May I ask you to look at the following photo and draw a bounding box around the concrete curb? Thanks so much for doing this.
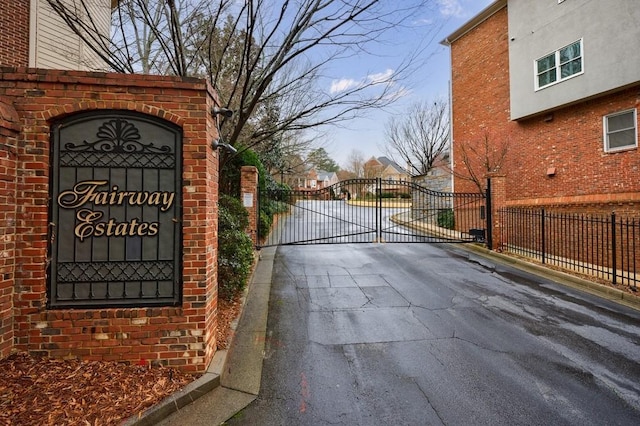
[460,242,640,311]
[121,351,225,426]
[122,246,276,426]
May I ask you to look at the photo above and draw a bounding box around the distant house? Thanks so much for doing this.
[364,156,409,181]
[294,167,340,191]
[441,0,640,216]
[0,0,112,70]
[317,170,339,189]
[295,166,319,190]
[364,156,411,194]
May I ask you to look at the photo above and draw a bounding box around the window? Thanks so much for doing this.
[535,40,583,90]
[604,109,637,152]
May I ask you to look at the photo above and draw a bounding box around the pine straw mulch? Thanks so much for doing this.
[0,294,243,426]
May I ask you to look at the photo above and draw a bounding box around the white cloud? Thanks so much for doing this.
[328,68,412,106]
[330,69,395,94]
[367,69,394,85]
[330,78,359,94]
[437,0,464,17]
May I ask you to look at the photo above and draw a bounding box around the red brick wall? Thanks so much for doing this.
[0,67,219,373]
[507,88,640,214]
[450,7,640,218]
[450,7,514,195]
[0,0,30,67]
[0,99,19,358]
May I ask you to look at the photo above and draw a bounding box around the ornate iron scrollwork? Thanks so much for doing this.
[64,119,171,154]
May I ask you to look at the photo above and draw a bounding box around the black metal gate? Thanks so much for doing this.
[258,178,487,247]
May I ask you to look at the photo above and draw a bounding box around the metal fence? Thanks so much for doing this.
[500,208,638,291]
[258,179,486,247]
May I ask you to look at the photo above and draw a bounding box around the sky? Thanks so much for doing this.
[319,0,496,168]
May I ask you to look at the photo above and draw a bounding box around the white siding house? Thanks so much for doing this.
[29,0,112,71]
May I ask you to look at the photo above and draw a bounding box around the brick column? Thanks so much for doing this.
[0,99,19,358]
[240,166,259,246]
[486,173,506,251]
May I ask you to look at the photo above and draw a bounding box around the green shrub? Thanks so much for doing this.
[218,195,254,301]
[258,185,290,240]
[219,148,270,196]
[437,208,455,230]
[259,210,273,240]
[220,194,249,230]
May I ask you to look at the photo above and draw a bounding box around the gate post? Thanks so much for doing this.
[240,166,259,246]
[486,173,506,251]
[376,177,382,242]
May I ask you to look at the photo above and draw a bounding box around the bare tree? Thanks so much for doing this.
[261,129,316,179]
[343,149,366,178]
[46,0,438,159]
[453,130,510,194]
[384,98,449,176]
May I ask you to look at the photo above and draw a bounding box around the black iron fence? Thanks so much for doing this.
[258,179,486,247]
[500,208,638,291]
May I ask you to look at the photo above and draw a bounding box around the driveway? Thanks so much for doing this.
[226,243,640,425]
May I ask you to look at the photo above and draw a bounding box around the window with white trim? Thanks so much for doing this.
[535,40,583,90]
[603,109,637,152]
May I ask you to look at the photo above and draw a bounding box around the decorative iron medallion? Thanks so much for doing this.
[48,111,182,308]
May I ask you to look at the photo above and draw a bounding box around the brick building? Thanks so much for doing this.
[442,0,640,216]
[364,156,411,195]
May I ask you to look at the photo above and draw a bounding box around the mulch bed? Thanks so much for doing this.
[0,293,244,425]
[0,353,194,425]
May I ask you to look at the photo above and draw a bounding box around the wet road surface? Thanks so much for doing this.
[226,243,640,425]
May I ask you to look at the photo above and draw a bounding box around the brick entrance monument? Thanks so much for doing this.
[0,67,220,373]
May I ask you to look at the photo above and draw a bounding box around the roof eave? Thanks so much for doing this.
[440,0,507,46]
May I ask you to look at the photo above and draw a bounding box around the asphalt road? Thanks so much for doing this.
[225,243,640,425]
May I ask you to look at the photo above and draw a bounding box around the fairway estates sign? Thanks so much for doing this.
[48,111,182,308]
[57,179,175,241]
